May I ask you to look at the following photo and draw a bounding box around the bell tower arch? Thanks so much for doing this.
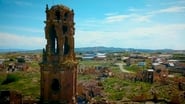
[40,4,77,104]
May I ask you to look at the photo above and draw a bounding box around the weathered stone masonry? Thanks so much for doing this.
[40,4,77,104]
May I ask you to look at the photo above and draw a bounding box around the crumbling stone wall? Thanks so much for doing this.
[40,4,77,104]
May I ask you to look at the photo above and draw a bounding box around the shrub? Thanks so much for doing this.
[1,74,19,85]
[17,58,25,63]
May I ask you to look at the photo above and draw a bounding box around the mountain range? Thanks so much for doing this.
[0,47,183,53]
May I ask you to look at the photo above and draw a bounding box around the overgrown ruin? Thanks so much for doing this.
[0,3,185,104]
[40,4,77,104]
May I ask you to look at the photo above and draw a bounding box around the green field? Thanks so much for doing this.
[0,60,184,103]
[0,71,40,99]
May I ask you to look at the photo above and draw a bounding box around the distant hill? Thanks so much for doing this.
[75,47,124,53]
[0,49,27,53]
[0,47,184,54]
[0,49,42,53]
[75,47,176,53]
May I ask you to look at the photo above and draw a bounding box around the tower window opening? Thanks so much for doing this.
[64,12,68,21]
[62,26,68,34]
[64,37,70,55]
[49,25,57,54]
[55,38,58,54]
[55,10,60,20]
[51,79,60,92]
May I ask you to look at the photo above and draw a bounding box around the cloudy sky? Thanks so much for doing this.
[0,0,185,50]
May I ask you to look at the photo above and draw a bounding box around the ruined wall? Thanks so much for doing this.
[40,4,77,104]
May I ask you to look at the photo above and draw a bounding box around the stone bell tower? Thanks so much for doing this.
[40,4,77,104]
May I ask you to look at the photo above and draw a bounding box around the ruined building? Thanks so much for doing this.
[40,4,77,104]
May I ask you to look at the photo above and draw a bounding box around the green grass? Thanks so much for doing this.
[78,74,95,81]
[0,59,184,103]
[0,72,40,99]
[110,66,120,73]
[1,74,20,85]
[102,77,127,100]
[79,60,111,67]
[125,64,143,72]
[29,61,39,67]
[0,72,7,84]
[102,77,152,101]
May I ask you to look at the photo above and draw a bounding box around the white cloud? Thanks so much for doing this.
[76,5,185,49]
[128,24,185,35]
[75,30,114,47]
[159,0,185,6]
[75,24,185,50]
[126,6,185,23]
[127,24,185,49]
[2,0,32,6]
[105,14,130,23]
[0,32,45,49]
[14,1,32,6]
[0,26,44,36]
[102,6,185,24]
[13,27,43,33]
[128,8,143,12]
[149,6,185,14]
[103,13,152,23]
[131,15,151,23]
[104,12,119,16]
[1,24,184,50]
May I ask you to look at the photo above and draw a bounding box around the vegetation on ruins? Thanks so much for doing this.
[0,71,40,100]
[172,53,185,60]
[0,52,185,103]
[1,73,20,85]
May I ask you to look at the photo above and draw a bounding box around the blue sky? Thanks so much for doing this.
[0,0,185,50]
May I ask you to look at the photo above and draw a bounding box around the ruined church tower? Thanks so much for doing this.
[40,4,77,104]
